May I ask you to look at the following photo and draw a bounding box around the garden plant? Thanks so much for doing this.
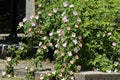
[3,0,120,80]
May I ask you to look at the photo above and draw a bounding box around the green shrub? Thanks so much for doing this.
[18,0,120,79]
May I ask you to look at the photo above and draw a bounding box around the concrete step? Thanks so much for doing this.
[75,71,120,80]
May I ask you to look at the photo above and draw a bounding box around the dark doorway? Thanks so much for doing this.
[0,0,11,33]
[9,0,26,38]
[0,0,26,37]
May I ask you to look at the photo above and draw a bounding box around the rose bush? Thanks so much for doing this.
[17,0,120,79]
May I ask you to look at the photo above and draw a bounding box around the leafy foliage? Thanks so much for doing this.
[17,0,120,79]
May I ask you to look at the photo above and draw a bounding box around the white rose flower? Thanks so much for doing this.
[72,33,76,37]
[53,8,57,13]
[73,11,78,16]
[63,2,68,7]
[30,68,34,71]
[6,57,11,62]
[77,18,82,22]
[106,70,111,73]
[35,16,39,19]
[61,12,66,16]
[114,69,118,73]
[23,17,27,22]
[52,71,56,75]
[68,51,72,56]
[31,22,36,26]
[38,11,42,14]
[30,15,34,19]
[38,4,42,7]
[19,22,23,27]
[55,44,58,48]
[25,66,28,70]
[114,61,119,66]
[74,48,78,53]
[73,39,78,45]
[43,36,47,40]
[49,32,53,36]
[62,43,67,47]
[2,71,6,76]
[48,13,52,16]
[69,4,74,8]
[7,74,11,78]
[39,42,42,46]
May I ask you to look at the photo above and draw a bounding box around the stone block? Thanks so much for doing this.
[26,0,35,19]
[74,71,120,80]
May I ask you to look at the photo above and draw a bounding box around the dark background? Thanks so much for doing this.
[0,0,26,33]
[0,0,11,33]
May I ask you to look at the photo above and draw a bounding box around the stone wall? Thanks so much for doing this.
[74,72,120,80]
[26,0,35,19]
